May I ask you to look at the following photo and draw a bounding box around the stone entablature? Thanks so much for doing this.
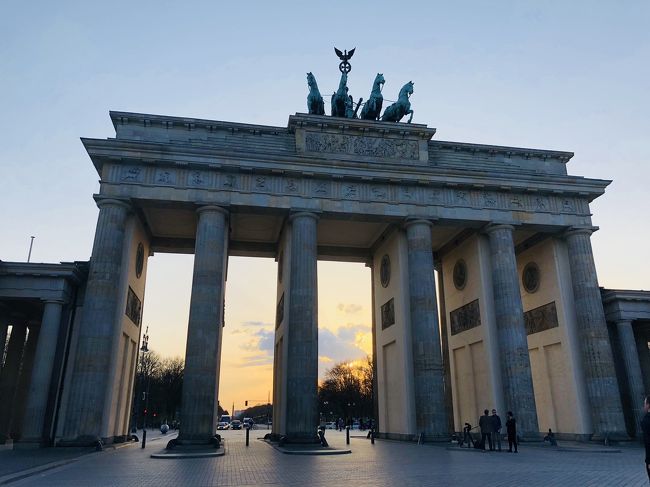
[109,111,577,178]
[83,112,610,230]
[602,289,650,322]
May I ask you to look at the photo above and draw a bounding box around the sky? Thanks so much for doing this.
[1,1,649,415]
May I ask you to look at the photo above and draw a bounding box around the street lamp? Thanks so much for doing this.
[136,326,149,448]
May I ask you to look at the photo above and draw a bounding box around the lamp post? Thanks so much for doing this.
[139,327,149,448]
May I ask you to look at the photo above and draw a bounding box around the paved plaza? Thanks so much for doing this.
[1,429,648,486]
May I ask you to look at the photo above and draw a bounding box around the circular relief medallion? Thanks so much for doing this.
[522,262,540,293]
[135,243,144,279]
[380,255,391,288]
[453,259,467,290]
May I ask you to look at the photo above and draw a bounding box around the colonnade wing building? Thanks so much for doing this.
[1,111,649,446]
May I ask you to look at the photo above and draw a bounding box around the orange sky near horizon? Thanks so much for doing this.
[141,255,373,415]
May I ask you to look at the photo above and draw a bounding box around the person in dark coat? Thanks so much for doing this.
[641,395,650,482]
[479,409,493,451]
[491,409,502,451]
[506,411,517,453]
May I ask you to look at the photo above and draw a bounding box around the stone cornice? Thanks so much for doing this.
[82,138,610,199]
[0,261,88,284]
[601,289,650,304]
[288,113,436,140]
[110,110,285,137]
[431,140,573,163]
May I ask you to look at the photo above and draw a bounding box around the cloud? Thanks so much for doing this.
[336,323,369,343]
[234,352,273,368]
[336,303,363,315]
[239,329,274,353]
[241,320,273,329]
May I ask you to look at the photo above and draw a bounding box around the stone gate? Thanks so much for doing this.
[3,110,647,446]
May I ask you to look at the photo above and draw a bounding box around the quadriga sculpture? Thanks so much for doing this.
[381,81,414,123]
[360,73,385,121]
[306,72,325,116]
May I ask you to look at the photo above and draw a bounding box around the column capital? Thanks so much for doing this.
[93,196,132,212]
[403,217,436,230]
[482,223,516,235]
[196,205,229,217]
[288,211,320,223]
[563,226,599,239]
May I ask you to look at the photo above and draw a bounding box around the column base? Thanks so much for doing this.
[171,435,222,449]
[590,431,630,443]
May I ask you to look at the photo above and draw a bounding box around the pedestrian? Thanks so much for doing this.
[641,395,650,483]
[479,409,493,451]
[491,409,502,451]
[543,428,557,446]
[462,422,475,448]
[506,411,517,453]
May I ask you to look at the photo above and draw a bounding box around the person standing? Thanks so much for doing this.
[641,395,650,482]
[479,409,493,451]
[506,411,517,453]
[491,409,502,451]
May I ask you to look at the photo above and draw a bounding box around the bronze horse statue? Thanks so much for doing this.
[381,81,414,123]
[331,72,348,117]
[360,73,385,121]
[306,72,325,115]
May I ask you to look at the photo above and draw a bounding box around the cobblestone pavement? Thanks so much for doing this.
[5,430,649,486]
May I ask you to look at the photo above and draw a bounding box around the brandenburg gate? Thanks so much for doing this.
[41,102,627,446]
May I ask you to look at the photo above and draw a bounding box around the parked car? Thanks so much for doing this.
[325,422,336,429]
[217,415,231,430]
[243,417,255,429]
[230,420,242,430]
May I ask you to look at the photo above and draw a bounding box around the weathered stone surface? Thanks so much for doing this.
[178,206,229,443]
[285,212,319,440]
[405,219,448,438]
[62,198,130,441]
[21,300,64,443]
[564,228,627,438]
[485,224,538,436]
[0,324,27,442]
[616,320,645,437]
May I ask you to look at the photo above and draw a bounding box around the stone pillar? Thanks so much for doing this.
[62,198,131,442]
[21,300,65,443]
[285,212,319,441]
[404,219,448,438]
[0,323,27,442]
[564,228,627,438]
[485,224,538,436]
[11,322,40,440]
[178,206,229,443]
[0,313,8,364]
[616,320,645,437]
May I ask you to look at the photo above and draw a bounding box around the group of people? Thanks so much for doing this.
[461,409,518,453]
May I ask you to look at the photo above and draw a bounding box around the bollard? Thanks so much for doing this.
[246,426,250,446]
[346,426,350,445]
[141,429,147,449]
[371,429,375,444]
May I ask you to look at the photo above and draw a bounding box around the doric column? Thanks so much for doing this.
[0,323,27,442]
[485,224,538,436]
[617,320,645,437]
[285,211,319,441]
[405,219,448,438]
[21,300,65,443]
[11,322,40,440]
[178,206,229,443]
[564,228,627,437]
[63,198,131,442]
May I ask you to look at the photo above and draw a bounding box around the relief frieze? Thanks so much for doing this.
[524,301,559,335]
[107,164,589,220]
[450,299,481,336]
[305,132,419,160]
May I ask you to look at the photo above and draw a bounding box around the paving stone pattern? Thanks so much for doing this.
[5,430,650,486]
